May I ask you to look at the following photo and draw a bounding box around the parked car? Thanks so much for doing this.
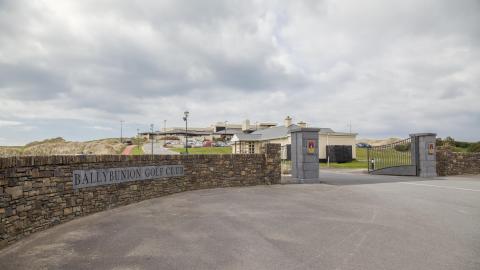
[214,141,227,147]
[203,140,213,147]
[356,143,372,148]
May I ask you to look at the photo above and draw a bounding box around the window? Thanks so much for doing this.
[248,142,255,154]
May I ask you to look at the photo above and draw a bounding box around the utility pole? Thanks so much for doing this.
[183,111,189,154]
[327,132,330,167]
[136,128,140,151]
[163,119,167,147]
[150,124,154,156]
[120,120,124,143]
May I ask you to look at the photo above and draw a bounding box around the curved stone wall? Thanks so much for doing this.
[0,144,281,249]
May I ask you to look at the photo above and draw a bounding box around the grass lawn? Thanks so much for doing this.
[170,147,232,155]
[356,147,368,161]
[320,160,367,169]
[131,146,144,155]
[318,147,368,169]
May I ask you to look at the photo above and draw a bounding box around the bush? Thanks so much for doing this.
[454,141,471,148]
[444,136,456,147]
[394,143,410,152]
[436,138,444,147]
[468,143,480,153]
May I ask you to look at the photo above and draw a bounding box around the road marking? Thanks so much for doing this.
[400,182,480,192]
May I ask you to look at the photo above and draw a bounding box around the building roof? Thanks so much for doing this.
[233,125,356,142]
[318,128,335,133]
[140,129,211,136]
[231,133,263,142]
[212,128,244,135]
[250,124,299,140]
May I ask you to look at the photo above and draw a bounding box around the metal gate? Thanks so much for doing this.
[367,137,417,176]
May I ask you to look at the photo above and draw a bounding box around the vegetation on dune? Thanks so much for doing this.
[0,137,127,156]
[170,147,232,155]
[436,136,479,153]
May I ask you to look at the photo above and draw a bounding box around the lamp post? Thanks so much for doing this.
[183,111,189,154]
[224,120,228,143]
[163,119,167,147]
[150,124,154,156]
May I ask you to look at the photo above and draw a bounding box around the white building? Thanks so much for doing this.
[231,116,357,160]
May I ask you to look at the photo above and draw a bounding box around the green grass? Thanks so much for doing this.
[320,160,367,169]
[356,147,368,161]
[170,147,232,155]
[318,147,368,169]
[453,146,468,153]
[131,146,144,155]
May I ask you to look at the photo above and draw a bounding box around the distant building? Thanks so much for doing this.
[231,116,358,160]
[139,120,278,143]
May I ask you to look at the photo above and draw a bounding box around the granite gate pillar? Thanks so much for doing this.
[410,133,437,177]
[289,127,321,183]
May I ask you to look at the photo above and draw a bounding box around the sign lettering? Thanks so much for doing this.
[72,165,184,189]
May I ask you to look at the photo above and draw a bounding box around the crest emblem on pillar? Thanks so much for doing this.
[307,140,316,154]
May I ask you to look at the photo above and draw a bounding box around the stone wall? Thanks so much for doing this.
[0,144,281,249]
[436,149,480,176]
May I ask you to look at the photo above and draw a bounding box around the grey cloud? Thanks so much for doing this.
[0,0,479,144]
[0,63,69,100]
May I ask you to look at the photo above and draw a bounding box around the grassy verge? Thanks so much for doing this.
[170,147,232,155]
[131,146,144,155]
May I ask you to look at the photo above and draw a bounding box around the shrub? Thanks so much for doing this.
[468,143,480,153]
[394,143,410,152]
[436,138,444,147]
[454,141,471,148]
[444,136,456,147]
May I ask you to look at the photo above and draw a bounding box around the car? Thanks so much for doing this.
[203,140,214,147]
[214,141,227,147]
[356,143,372,148]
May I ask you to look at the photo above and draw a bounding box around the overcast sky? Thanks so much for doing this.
[0,0,479,145]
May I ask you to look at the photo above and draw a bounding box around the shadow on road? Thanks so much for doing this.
[282,169,440,186]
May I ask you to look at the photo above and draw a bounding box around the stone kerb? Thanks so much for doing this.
[0,145,281,249]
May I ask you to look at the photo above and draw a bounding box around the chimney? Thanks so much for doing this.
[298,121,307,128]
[242,119,250,131]
[284,116,292,127]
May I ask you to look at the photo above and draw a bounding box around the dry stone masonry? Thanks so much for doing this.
[0,144,281,249]
[436,149,480,176]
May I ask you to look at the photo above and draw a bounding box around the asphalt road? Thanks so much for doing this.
[1,171,479,270]
[142,142,179,155]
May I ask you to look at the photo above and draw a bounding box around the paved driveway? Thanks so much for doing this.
[1,172,479,270]
[142,142,179,155]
